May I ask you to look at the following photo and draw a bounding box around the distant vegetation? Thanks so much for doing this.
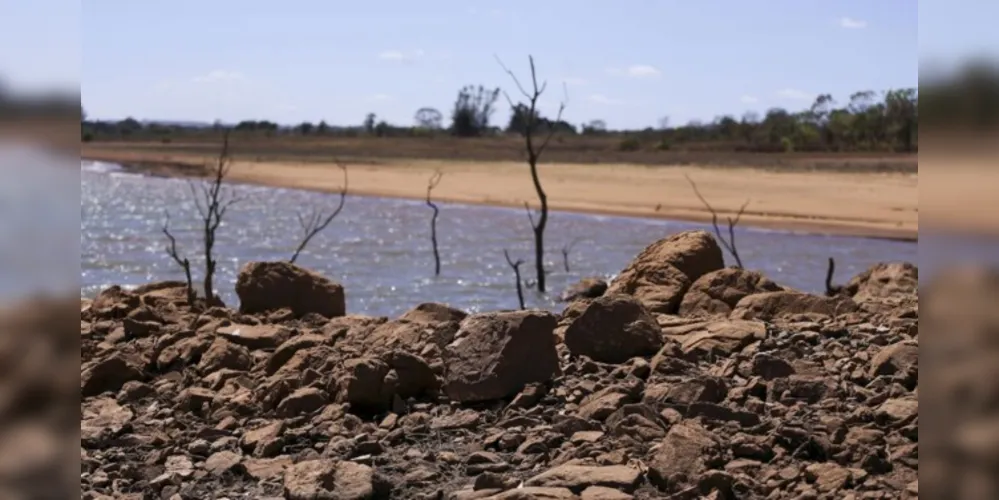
[81,60,999,154]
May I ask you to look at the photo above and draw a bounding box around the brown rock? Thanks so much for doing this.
[387,350,439,398]
[236,261,346,318]
[444,310,559,403]
[216,323,293,350]
[283,459,390,500]
[561,277,609,302]
[578,385,639,421]
[81,354,144,397]
[342,357,393,412]
[730,291,859,321]
[487,487,578,499]
[647,421,721,492]
[804,462,853,493]
[244,456,293,481]
[606,230,724,314]
[197,338,252,374]
[842,262,918,303]
[678,267,783,317]
[869,340,918,388]
[267,334,328,375]
[751,353,796,380]
[526,464,642,493]
[581,486,633,499]
[399,302,468,324]
[277,387,328,417]
[240,420,284,456]
[563,294,664,364]
[204,451,243,476]
[662,320,767,359]
[81,397,133,445]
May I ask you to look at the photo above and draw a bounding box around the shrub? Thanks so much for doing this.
[618,137,641,151]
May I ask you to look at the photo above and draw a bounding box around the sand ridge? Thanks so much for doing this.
[82,151,919,241]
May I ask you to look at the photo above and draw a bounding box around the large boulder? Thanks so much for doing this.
[443,310,559,403]
[678,268,783,317]
[730,291,859,321]
[235,261,346,318]
[606,230,724,314]
[842,262,918,300]
[841,262,919,313]
[661,319,767,360]
[560,277,609,303]
[563,294,664,363]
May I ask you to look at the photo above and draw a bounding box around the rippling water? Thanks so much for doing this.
[81,160,920,317]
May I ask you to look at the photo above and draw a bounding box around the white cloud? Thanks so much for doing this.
[607,65,661,78]
[587,94,623,105]
[368,93,392,101]
[378,49,426,62]
[740,95,760,104]
[838,17,867,29]
[378,50,406,61]
[563,77,587,86]
[626,65,660,78]
[191,70,244,83]
[775,88,813,101]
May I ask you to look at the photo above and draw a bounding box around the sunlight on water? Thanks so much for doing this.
[81,163,919,317]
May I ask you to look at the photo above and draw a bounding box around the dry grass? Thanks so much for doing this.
[83,134,918,173]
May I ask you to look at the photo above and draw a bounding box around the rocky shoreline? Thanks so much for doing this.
[80,230,919,499]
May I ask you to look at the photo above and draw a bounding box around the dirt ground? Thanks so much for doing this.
[81,145,920,241]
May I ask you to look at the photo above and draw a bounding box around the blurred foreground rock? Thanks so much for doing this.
[80,233,924,499]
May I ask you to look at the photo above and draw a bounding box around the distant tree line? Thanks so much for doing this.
[81,60,999,153]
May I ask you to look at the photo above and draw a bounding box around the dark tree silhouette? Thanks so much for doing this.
[503,250,527,310]
[496,54,568,293]
[161,212,195,305]
[426,170,444,276]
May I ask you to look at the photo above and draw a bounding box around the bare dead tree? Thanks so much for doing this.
[289,161,349,264]
[186,130,241,303]
[684,174,748,268]
[426,170,444,276]
[161,212,196,305]
[496,54,568,293]
[561,237,582,272]
[825,257,843,296]
[503,249,526,310]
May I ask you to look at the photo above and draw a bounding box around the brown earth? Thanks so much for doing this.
[81,141,919,241]
[79,230,923,499]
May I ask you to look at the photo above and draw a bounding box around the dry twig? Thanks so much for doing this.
[503,250,527,310]
[684,174,748,268]
[161,211,195,305]
[427,170,444,276]
[289,160,349,263]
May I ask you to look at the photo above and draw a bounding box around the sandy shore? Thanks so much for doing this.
[82,150,919,241]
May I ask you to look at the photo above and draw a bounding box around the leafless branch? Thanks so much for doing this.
[503,249,527,310]
[561,237,582,272]
[684,174,748,269]
[523,201,538,229]
[825,257,843,296]
[495,54,568,293]
[427,170,444,276]
[161,212,196,305]
[289,160,349,264]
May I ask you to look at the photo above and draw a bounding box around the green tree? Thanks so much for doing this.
[450,85,500,137]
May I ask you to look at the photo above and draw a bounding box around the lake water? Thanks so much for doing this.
[81,160,924,317]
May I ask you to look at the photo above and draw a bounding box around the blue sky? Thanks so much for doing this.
[7,1,936,129]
